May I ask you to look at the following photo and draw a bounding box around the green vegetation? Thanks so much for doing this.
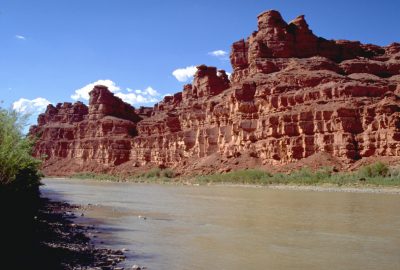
[70,162,400,187]
[197,164,400,186]
[72,172,122,181]
[358,162,389,178]
[0,107,43,262]
[142,168,175,178]
[0,108,42,194]
[71,167,176,183]
[197,169,272,184]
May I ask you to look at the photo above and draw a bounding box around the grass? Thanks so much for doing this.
[71,172,122,181]
[197,163,400,187]
[71,168,176,183]
[142,168,176,179]
[69,162,400,188]
[197,169,272,184]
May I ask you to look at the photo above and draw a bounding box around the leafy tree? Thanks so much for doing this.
[0,107,42,193]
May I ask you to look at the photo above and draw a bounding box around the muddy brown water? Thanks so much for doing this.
[41,179,400,270]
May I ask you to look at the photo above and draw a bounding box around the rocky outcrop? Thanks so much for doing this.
[30,86,143,174]
[31,10,400,175]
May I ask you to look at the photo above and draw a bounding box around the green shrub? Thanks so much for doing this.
[144,168,161,178]
[71,172,122,181]
[388,166,400,178]
[161,168,175,178]
[197,169,271,184]
[142,168,176,179]
[0,108,42,193]
[358,162,389,178]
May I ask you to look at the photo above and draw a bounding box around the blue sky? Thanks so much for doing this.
[1,0,399,124]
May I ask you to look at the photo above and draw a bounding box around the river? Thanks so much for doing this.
[41,178,400,270]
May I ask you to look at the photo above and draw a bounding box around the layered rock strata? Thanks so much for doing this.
[30,86,142,172]
[31,10,400,175]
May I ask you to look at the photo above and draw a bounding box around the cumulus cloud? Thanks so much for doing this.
[133,86,159,97]
[116,92,159,104]
[71,79,120,100]
[12,97,51,114]
[208,50,228,57]
[73,80,163,106]
[15,35,26,40]
[115,86,161,104]
[172,66,197,82]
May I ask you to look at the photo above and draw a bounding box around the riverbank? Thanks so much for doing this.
[61,163,400,194]
[225,183,400,194]
[48,176,400,195]
[2,196,126,269]
[64,162,400,189]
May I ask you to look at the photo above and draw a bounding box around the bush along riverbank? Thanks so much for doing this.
[197,162,400,186]
[69,162,400,187]
[0,108,42,267]
[0,107,125,269]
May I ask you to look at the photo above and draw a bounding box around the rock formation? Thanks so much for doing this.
[29,86,143,173]
[30,10,400,175]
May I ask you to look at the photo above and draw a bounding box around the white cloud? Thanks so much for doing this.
[115,91,159,104]
[133,86,159,97]
[15,35,26,40]
[172,66,197,82]
[71,79,120,100]
[117,86,161,104]
[12,97,51,114]
[72,80,162,106]
[116,86,160,105]
[208,50,228,57]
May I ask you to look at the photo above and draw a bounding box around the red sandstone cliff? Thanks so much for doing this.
[30,10,400,175]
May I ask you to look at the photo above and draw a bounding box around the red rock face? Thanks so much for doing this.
[31,10,400,175]
[30,86,143,175]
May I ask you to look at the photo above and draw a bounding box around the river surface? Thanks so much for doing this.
[41,178,400,270]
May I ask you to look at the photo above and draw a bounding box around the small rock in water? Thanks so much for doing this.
[81,213,85,216]
[121,248,129,252]
[131,265,141,270]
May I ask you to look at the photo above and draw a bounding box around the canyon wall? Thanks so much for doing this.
[31,10,400,175]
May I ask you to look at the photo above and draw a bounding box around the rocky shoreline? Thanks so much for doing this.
[21,197,127,270]
[43,199,127,270]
